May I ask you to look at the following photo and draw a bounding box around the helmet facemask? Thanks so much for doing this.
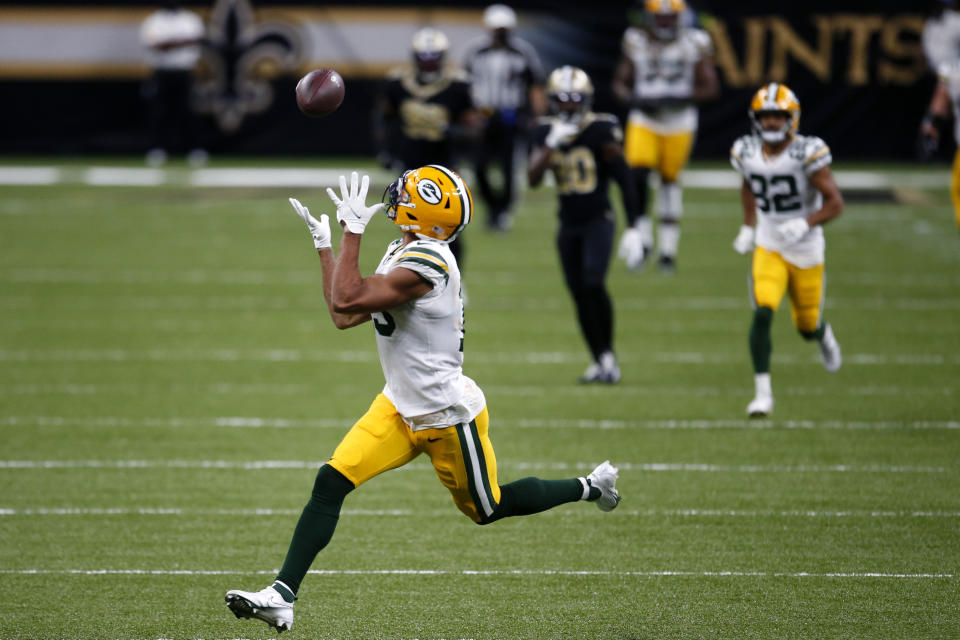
[750,110,794,144]
[549,91,591,124]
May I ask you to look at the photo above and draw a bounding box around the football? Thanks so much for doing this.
[295,68,345,117]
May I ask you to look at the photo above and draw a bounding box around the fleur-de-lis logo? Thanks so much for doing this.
[194,0,303,133]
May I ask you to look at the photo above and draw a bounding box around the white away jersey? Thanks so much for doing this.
[730,134,833,268]
[937,61,960,145]
[372,237,484,427]
[622,26,712,133]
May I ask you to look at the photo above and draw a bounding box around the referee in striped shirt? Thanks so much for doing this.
[463,4,547,231]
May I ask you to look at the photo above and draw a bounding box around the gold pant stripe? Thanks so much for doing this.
[624,123,695,181]
[750,246,825,333]
[328,393,500,523]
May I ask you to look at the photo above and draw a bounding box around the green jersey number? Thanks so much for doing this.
[748,174,802,214]
[372,311,396,337]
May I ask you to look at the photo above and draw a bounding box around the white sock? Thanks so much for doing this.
[658,223,680,258]
[754,373,772,398]
[638,216,654,247]
[658,181,683,218]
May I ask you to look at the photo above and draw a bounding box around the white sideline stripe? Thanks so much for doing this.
[0,460,950,473]
[190,168,370,188]
[85,167,165,186]
[0,166,60,185]
[0,166,949,189]
[0,568,953,579]
[2,507,957,518]
[4,416,958,431]
[2,348,959,365]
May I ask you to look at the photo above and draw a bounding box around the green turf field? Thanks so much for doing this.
[1,160,958,639]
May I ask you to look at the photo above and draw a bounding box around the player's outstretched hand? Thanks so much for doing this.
[777,218,809,245]
[289,197,331,249]
[326,171,386,235]
[732,224,754,254]
[545,121,579,149]
[618,227,645,271]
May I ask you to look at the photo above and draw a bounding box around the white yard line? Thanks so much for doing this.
[3,416,958,431]
[1,348,958,365]
[1,507,956,518]
[0,460,950,472]
[0,568,953,579]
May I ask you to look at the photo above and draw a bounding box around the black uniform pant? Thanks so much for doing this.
[557,215,615,361]
[143,69,195,153]
[474,116,520,226]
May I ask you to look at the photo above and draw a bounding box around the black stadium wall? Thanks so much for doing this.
[0,0,946,160]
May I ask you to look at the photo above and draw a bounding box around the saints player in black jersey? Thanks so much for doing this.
[528,66,642,383]
[374,27,479,266]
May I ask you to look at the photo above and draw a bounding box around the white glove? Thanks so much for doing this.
[289,197,331,249]
[617,227,645,271]
[325,171,386,235]
[778,217,810,245]
[732,224,754,254]
[544,121,579,149]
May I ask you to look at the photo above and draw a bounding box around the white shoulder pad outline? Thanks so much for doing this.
[686,28,714,58]
[801,135,832,175]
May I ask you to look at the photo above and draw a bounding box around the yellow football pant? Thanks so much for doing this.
[750,246,825,333]
[328,393,501,523]
[624,123,695,182]
[951,149,960,230]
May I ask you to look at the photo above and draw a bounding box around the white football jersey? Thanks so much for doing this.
[372,237,484,428]
[937,61,960,145]
[730,133,833,268]
[622,26,712,133]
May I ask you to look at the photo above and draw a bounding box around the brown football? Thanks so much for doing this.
[295,68,345,117]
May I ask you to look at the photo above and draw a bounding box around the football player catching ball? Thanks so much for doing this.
[223,167,621,632]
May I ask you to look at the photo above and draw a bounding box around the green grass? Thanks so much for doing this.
[0,161,958,640]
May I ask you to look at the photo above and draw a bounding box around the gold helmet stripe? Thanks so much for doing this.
[426,163,470,238]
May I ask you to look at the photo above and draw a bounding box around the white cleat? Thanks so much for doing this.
[746,394,774,418]
[587,460,621,512]
[819,324,842,372]
[225,584,294,633]
[579,352,621,384]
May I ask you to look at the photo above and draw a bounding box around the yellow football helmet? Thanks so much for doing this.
[384,164,473,242]
[644,0,687,40]
[749,83,801,144]
[546,65,594,123]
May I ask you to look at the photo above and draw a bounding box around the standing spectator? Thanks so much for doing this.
[373,28,479,267]
[140,1,207,166]
[463,4,547,231]
[612,0,718,272]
